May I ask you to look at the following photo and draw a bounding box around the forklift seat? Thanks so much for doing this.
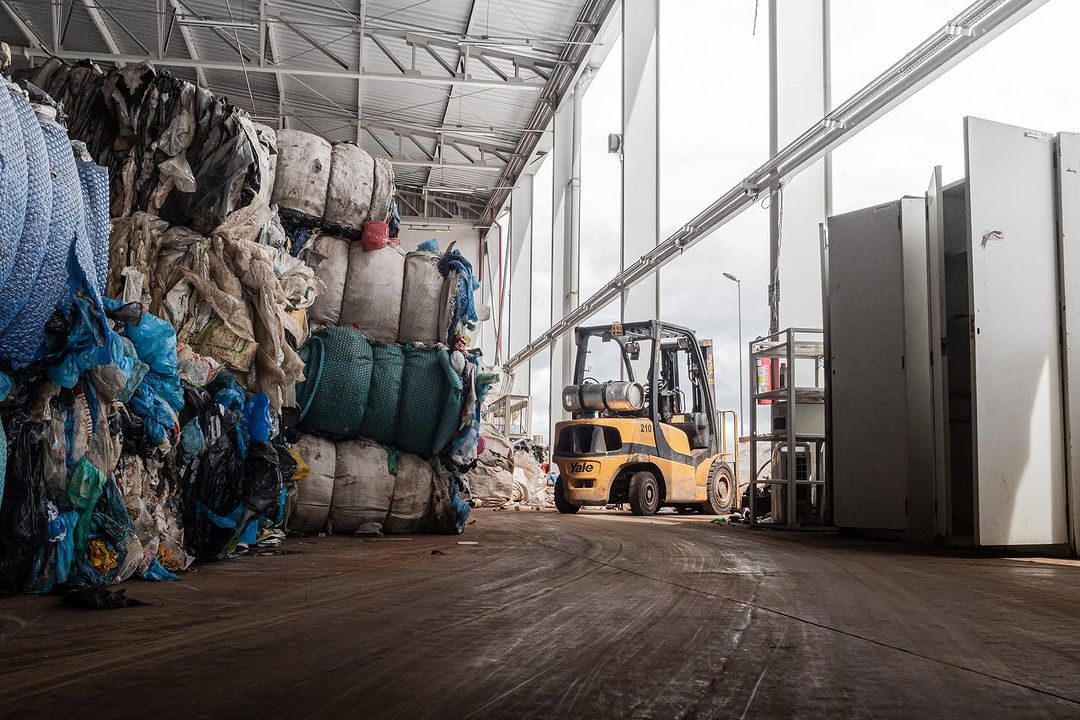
[668,412,711,450]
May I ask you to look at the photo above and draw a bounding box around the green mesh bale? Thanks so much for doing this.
[359,342,404,444]
[396,345,464,455]
[431,350,464,454]
[297,326,373,439]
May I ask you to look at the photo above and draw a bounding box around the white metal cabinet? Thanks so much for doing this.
[964,117,1066,547]
[1055,132,1080,554]
[827,198,933,538]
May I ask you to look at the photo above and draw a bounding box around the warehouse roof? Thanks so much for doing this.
[0,0,618,227]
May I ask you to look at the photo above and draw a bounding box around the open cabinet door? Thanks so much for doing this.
[925,167,951,539]
[1056,132,1080,555]
[964,117,1066,546]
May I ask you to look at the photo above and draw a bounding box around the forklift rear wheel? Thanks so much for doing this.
[554,479,580,514]
[700,462,735,515]
[628,471,661,516]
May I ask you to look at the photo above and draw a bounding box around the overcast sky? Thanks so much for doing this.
[519,0,1080,441]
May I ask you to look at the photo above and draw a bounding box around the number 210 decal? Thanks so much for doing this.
[639,422,652,433]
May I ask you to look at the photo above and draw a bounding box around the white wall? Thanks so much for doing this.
[396,225,481,268]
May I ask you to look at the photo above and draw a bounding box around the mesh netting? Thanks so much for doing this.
[0,87,28,297]
[297,326,373,439]
[75,160,110,297]
[0,119,83,367]
[359,342,404,444]
[0,89,50,334]
[396,345,464,455]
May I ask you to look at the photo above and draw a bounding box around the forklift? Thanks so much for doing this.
[551,321,739,516]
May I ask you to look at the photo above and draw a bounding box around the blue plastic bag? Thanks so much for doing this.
[140,557,178,582]
[215,382,246,413]
[244,393,271,443]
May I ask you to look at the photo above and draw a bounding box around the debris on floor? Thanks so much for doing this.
[62,587,149,610]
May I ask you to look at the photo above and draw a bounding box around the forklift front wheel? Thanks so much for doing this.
[554,479,580,514]
[700,462,735,515]
[628,471,661,516]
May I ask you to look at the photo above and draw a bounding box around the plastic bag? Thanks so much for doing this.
[244,393,271,443]
[180,418,206,464]
[243,440,281,519]
[118,301,178,377]
[361,220,389,251]
[67,455,107,556]
[185,415,245,560]
[68,477,142,587]
[0,416,49,593]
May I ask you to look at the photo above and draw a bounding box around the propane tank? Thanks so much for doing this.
[562,381,645,414]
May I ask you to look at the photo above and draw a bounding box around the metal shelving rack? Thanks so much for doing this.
[485,393,531,441]
[749,328,829,528]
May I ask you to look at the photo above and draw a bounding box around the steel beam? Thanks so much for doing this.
[9,46,545,90]
[425,0,482,191]
[169,0,208,87]
[82,0,122,55]
[504,0,1051,372]
[1,2,46,50]
[621,0,660,324]
[279,15,350,69]
[509,174,535,396]
[356,0,365,143]
[390,158,504,172]
[770,0,831,332]
[549,89,576,434]
[478,0,621,228]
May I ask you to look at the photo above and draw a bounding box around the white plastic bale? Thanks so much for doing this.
[339,243,405,342]
[385,452,435,533]
[467,463,516,506]
[325,143,374,230]
[272,129,331,218]
[368,156,394,222]
[331,439,395,534]
[306,234,350,326]
[289,434,336,533]
[398,250,446,344]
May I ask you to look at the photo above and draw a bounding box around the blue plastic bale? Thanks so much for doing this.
[75,161,110,296]
[0,90,52,334]
[0,91,52,333]
[0,119,84,367]
[0,88,28,296]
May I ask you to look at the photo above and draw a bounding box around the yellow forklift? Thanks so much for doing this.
[552,321,739,516]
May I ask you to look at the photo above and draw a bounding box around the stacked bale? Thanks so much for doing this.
[261,132,485,537]
[287,437,460,535]
[295,326,463,455]
[339,242,406,341]
[272,131,396,249]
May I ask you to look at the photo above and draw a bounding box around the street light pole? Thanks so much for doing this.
[722,272,744,437]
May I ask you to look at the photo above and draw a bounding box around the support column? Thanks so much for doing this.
[550,85,579,439]
[508,174,534,396]
[621,0,660,323]
[770,0,831,332]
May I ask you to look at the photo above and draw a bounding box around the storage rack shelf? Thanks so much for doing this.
[748,328,830,528]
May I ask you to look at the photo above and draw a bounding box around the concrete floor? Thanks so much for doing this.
[1,510,1080,719]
